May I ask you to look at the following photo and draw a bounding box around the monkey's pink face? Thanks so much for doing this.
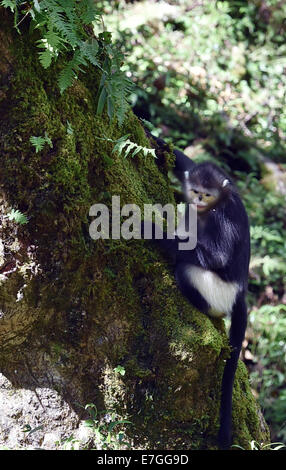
[188,186,219,211]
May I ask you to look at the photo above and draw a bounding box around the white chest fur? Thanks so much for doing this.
[186,265,239,317]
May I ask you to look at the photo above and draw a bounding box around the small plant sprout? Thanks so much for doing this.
[83,403,131,450]
[6,209,28,225]
[114,365,126,376]
[232,440,286,451]
[30,132,53,153]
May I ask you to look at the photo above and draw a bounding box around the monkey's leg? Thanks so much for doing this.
[175,263,209,315]
[218,294,247,449]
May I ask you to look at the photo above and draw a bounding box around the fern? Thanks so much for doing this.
[79,39,100,67]
[44,29,63,49]
[112,135,157,159]
[6,209,28,225]
[96,56,134,125]
[94,134,156,160]
[30,136,46,153]
[58,49,88,94]
[38,48,53,69]
[105,71,133,126]
[30,132,53,153]
[2,0,133,125]
[49,10,79,48]
[0,0,17,11]
[79,0,101,25]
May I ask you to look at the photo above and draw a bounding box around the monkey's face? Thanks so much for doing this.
[188,186,220,212]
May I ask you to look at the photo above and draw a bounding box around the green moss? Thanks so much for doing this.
[231,361,270,448]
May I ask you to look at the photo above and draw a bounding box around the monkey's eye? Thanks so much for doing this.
[205,193,211,197]
[193,189,198,194]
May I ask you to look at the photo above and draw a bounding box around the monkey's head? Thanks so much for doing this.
[183,162,232,213]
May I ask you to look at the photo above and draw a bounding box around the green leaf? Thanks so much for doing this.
[66,120,74,135]
[122,141,136,158]
[44,131,53,148]
[113,139,129,156]
[96,87,107,115]
[130,146,142,158]
[108,420,131,432]
[107,96,114,120]
[79,0,101,24]
[85,403,98,419]
[111,134,130,153]
[84,419,95,428]
[114,365,126,376]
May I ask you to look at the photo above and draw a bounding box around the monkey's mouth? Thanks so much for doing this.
[195,202,208,210]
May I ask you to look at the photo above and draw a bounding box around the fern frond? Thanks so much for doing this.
[7,209,28,225]
[79,39,100,67]
[79,0,101,24]
[112,136,157,159]
[112,134,130,155]
[49,10,79,47]
[0,0,17,11]
[58,50,87,94]
[38,49,54,68]
[43,29,63,49]
[104,70,133,126]
[44,131,53,148]
[30,133,53,152]
[30,135,46,153]
[115,79,133,127]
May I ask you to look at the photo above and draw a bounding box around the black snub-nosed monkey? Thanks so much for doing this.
[143,135,250,448]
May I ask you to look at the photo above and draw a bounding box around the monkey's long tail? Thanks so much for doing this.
[218,295,247,449]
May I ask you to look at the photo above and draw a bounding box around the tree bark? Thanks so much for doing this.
[0,8,269,449]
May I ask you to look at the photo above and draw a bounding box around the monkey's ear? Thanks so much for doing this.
[222,179,230,188]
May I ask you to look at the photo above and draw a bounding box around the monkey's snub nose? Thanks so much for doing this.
[199,195,202,201]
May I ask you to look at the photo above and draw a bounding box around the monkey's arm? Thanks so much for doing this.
[173,148,196,176]
[145,131,196,178]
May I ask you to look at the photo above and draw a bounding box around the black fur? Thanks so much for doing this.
[145,130,196,178]
[143,141,250,448]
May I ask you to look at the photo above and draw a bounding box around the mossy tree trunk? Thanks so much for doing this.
[0,9,268,449]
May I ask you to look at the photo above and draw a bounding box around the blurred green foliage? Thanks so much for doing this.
[102,0,286,160]
[100,0,286,442]
[249,304,286,441]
